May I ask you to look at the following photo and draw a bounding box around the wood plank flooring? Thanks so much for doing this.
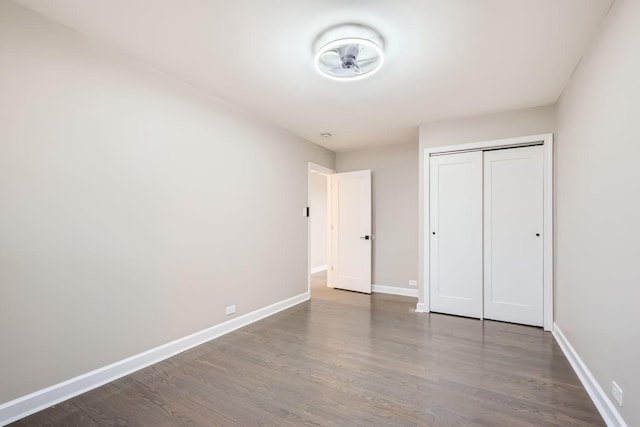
[11,273,603,426]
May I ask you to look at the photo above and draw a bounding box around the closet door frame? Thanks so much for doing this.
[417,133,554,331]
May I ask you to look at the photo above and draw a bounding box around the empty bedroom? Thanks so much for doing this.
[0,0,638,426]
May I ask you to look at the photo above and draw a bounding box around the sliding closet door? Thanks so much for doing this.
[484,146,543,326]
[429,152,483,318]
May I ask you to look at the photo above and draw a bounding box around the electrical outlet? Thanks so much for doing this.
[612,381,623,407]
[408,280,418,287]
[225,305,236,316]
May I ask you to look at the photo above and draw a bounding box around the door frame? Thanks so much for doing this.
[307,162,335,295]
[417,133,554,331]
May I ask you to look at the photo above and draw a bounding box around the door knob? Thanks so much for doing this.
[432,232,436,235]
[360,235,370,240]
[536,233,540,237]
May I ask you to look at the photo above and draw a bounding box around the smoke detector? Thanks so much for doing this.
[313,24,384,81]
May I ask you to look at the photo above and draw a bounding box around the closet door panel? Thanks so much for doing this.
[484,146,544,326]
[429,152,483,318]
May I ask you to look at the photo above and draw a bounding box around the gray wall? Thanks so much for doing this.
[556,0,639,424]
[309,172,328,270]
[417,106,557,304]
[0,1,334,404]
[419,105,557,148]
[336,142,418,289]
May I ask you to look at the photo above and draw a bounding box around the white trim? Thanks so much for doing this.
[310,264,328,274]
[309,162,335,176]
[420,133,554,330]
[372,284,418,298]
[415,302,428,313]
[542,136,554,331]
[552,324,627,427]
[0,292,310,427]
[423,134,550,155]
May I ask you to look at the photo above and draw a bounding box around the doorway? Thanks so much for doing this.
[307,162,333,295]
[308,163,374,296]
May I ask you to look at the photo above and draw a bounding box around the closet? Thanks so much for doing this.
[429,145,544,327]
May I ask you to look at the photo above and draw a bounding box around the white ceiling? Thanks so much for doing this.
[15,0,613,152]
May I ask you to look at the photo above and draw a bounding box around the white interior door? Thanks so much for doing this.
[429,152,483,318]
[484,146,544,326]
[329,170,372,293]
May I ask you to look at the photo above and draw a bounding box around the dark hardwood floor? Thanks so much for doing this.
[11,273,603,426]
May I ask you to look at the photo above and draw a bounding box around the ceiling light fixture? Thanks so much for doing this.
[313,24,384,81]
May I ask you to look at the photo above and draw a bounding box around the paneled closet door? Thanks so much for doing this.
[429,152,483,318]
[483,146,544,326]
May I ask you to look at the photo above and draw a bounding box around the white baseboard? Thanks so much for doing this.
[552,324,627,427]
[310,265,328,274]
[415,302,429,313]
[0,292,310,427]
[372,284,418,298]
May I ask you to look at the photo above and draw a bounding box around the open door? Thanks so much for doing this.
[328,170,372,294]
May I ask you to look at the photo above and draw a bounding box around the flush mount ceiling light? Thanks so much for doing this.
[313,24,384,81]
